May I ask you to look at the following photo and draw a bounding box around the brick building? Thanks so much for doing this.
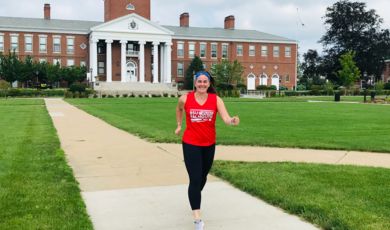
[0,0,300,90]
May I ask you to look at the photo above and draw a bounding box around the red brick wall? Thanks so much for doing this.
[104,0,151,22]
[171,40,297,89]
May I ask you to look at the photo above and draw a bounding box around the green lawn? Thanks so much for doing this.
[0,99,45,106]
[65,98,390,153]
[211,161,390,230]
[0,105,93,229]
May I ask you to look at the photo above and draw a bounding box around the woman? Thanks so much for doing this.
[175,71,239,230]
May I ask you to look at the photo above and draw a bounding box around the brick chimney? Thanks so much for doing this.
[224,15,235,29]
[180,13,189,27]
[44,4,51,19]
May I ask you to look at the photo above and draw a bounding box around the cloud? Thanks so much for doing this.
[0,0,388,58]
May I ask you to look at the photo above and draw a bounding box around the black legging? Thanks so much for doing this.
[182,141,215,210]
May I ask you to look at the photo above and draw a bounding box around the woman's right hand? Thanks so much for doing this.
[175,126,181,136]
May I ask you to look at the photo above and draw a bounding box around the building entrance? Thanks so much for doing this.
[127,61,138,82]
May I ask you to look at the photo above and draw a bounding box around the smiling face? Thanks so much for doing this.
[194,75,210,93]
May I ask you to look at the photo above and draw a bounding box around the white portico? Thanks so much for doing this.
[89,13,174,86]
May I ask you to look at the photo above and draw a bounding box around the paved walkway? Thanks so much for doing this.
[44,98,390,230]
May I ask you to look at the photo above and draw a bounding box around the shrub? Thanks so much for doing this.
[384,82,390,90]
[130,93,135,97]
[163,93,169,97]
[386,91,390,96]
[297,85,306,90]
[0,81,11,90]
[311,89,321,96]
[151,94,158,97]
[334,85,341,90]
[68,92,74,98]
[170,94,176,97]
[93,94,98,98]
[107,95,114,98]
[69,83,86,93]
[224,91,229,98]
[280,85,287,90]
[75,92,80,98]
[363,89,371,96]
[115,94,120,98]
[270,90,277,97]
[227,85,234,90]
[375,81,385,95]
[256,85,268,90]
[80,92,86,98]
[216,83,227,90]
[102,94,107,98]
[8,88,21,96]
[353,89,360,95]
[265,91,270,97]
[236,90,240,98]
[310,85,322,91]
[231,90,236,98]
[339,89,346,95]
[269,85,277,90]
[236,84,246,90]
[123,94,128,98]
[144,94,149,97]
[138,94,143,97]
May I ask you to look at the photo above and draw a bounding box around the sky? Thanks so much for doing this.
[0,0,389,60]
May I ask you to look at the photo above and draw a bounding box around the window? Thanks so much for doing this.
[274,46,279,57]
[97,41,105,54]
[11,35,18,51]
[285,46,291,57]
[249,45,255,56]
[25,36,33,52]
[237,44,243,55]
[189,43,195,58]
[177,43,184,57]
[98,61,105,74]
[0,35,3,51]
[53,37,61,52]
[39,36,47,52]
[178,62,184,76]
[222,44,228,58]
[285,75,290,82]
[53,58,61,66]
[80,61,86,67]
[261,45,267,56]
[211,44,217,58]
[67,59,74,67]
[202,63,206,70]
[67,37,74,53]
[200,43,206,58]
[39,58,47,63]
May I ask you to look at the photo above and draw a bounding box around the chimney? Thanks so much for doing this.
[44,4,51,19]
[224,15,235,29]
[180,12,189,27]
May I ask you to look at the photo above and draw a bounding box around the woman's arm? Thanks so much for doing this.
[175,95,187,136]
[217,96,239,126]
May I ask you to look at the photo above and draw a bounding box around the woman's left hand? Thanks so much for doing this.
[231,116,240,125]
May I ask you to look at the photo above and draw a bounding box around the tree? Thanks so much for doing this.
[300,50,326,88]
[211,58,245,86]
[33,60,48,83]
[18,55,35,87]
[184,55,204,89]
[0,50,22,83]
[73,65,88,83]
[334,51,361,95]
[319,0,390,82]
[46,63,61,84]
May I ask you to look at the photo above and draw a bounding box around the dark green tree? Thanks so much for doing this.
[185,55,204,89]
[319,0,390,82]
[46,63,61,84]
[300,50,326,88]
[33,60,48,83]
[211,58,245,86]
[0,50,21,83]
[18,55,35,87]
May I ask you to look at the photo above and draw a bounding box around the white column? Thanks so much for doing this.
[120,40,127,82]
[91,39,98,82]
[139,41,146,83]
[153,42,159,83]
[105,40,113,82]
[160,45,165,83]
[165,43,172,83]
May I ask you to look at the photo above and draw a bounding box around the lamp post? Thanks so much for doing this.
[90,68,93,88]
[363,71,367,102]
[36,71,39,88]
[279,76,282,96]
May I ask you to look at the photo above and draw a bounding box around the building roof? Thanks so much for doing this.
[0,16,102,34]
[0,16,296,43]
[162,25,297,44]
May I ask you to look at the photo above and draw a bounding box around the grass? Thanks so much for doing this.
[65,98,390,153]
[0,105,93,229]
[210,161,390,230]
[0,99,45,106]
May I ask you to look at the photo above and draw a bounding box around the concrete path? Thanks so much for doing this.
[44,98,390,230]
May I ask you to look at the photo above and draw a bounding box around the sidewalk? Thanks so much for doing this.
[45,98,389,230]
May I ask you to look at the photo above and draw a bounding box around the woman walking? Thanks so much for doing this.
[175,71,239,229]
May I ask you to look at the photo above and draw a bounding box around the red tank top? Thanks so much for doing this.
[183,92,218,146]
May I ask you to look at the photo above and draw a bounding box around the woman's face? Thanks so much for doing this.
[194,75,210,93]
